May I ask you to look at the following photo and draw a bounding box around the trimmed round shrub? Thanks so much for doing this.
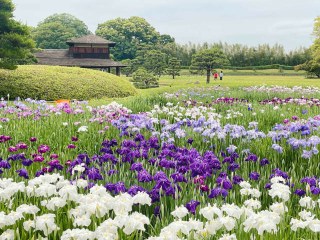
[0,65,137,100]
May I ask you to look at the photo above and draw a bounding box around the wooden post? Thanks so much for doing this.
[107,67,111,73]
[116,67,120,76]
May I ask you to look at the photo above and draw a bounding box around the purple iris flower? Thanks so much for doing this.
[311,186,320,195]
[21,158,33,167]
[170,172,187,183]
[114,182,126,194]
[249,172,260,181]
[71,136,78,142]
[67,144,76,149]
[245,154,258,162]
[221,179,233,190]
[301,177,317,187]
[138,170,153,182]
[294,189,306,197]
[8,146,18,152]
[186,200,200,214]
[35,169,45,177]
[86,167,103,181]
[48,160,63,171]
[0,160,11,169]
[232,175,243,185]
[16,169,29,179]
[222,157,233,164]
[208,187,228,198]
[200,185,209,192]
[154,205,161,217]
[130,162,143,172]
[38,145,50,153]
[134,134,145,142]
[127,185,146,196]
[228,162,240,172]
[105,183,115,192]
[153,171,168,181]
[50,153,59,159]
[148,158,157,165]
[29,137,37,142]
[16,142,28,149]
[271,168,289,179]
[32,154,44,162]
[187,138,194,144]
[265,183,272,189]
[260,158,269,166]
[148,188,160,203]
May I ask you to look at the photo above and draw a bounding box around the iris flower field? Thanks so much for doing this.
[1,83,320,240]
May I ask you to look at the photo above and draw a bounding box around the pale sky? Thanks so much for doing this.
[12,0,320,51]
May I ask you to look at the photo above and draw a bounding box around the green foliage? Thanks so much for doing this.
[96,16,175,61]
[32,13,91,49]
[296,17,320,78]
[131,68,159,89]
[0,65,137,100]
[191,47,229,83]
[295,60,320,78]
[166,57,181,79]
[0,0,35,69]
[121,59,139,77]
[225,64,294,71]
[143,50,167,77]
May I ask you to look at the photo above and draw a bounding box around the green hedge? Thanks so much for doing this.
[225,64,294,70]
[0,65,137,100]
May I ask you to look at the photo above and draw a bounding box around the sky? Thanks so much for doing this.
[12,0,320,51]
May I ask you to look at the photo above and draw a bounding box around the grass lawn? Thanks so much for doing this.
[93,74,317,100]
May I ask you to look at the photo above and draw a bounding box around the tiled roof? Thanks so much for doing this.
[66,35,115,45]
[34,50,126,67]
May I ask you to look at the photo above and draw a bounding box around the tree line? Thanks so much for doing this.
[30,13,311,69]
[0,0,319,81]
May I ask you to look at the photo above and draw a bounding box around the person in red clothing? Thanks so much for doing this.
[213,72,218,81]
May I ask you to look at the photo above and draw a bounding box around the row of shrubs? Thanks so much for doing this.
[181,64,295,71]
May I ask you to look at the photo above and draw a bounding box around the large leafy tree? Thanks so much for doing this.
[295,17,320,78]
[0,0,35,69]
[191,47,229,83]
[96,16,166,60]
[32,13,91,49]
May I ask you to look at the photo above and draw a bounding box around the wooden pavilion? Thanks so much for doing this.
[34,35,125,76]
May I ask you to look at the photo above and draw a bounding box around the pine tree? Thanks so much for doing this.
[0,0,35,69]
[166,57,181,79]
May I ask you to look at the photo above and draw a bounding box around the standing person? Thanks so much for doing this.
[219,70,224,81]
[214,71,218,81]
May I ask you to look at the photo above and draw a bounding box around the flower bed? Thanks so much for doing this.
[1,87,320,239]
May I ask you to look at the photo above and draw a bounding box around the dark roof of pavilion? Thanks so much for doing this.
[34,50,126,67]
[66,35,115,46]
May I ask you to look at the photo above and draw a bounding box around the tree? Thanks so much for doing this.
[96,16,174,61]
[32,13,91,49]
[166,57,181,79]
[131,68,159,89]
[121,59,140,77]
[143,50,167,77]
[0,0,35,69]
[296,17,320,78]
[191,47,229,83]
[295,60,320,78]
